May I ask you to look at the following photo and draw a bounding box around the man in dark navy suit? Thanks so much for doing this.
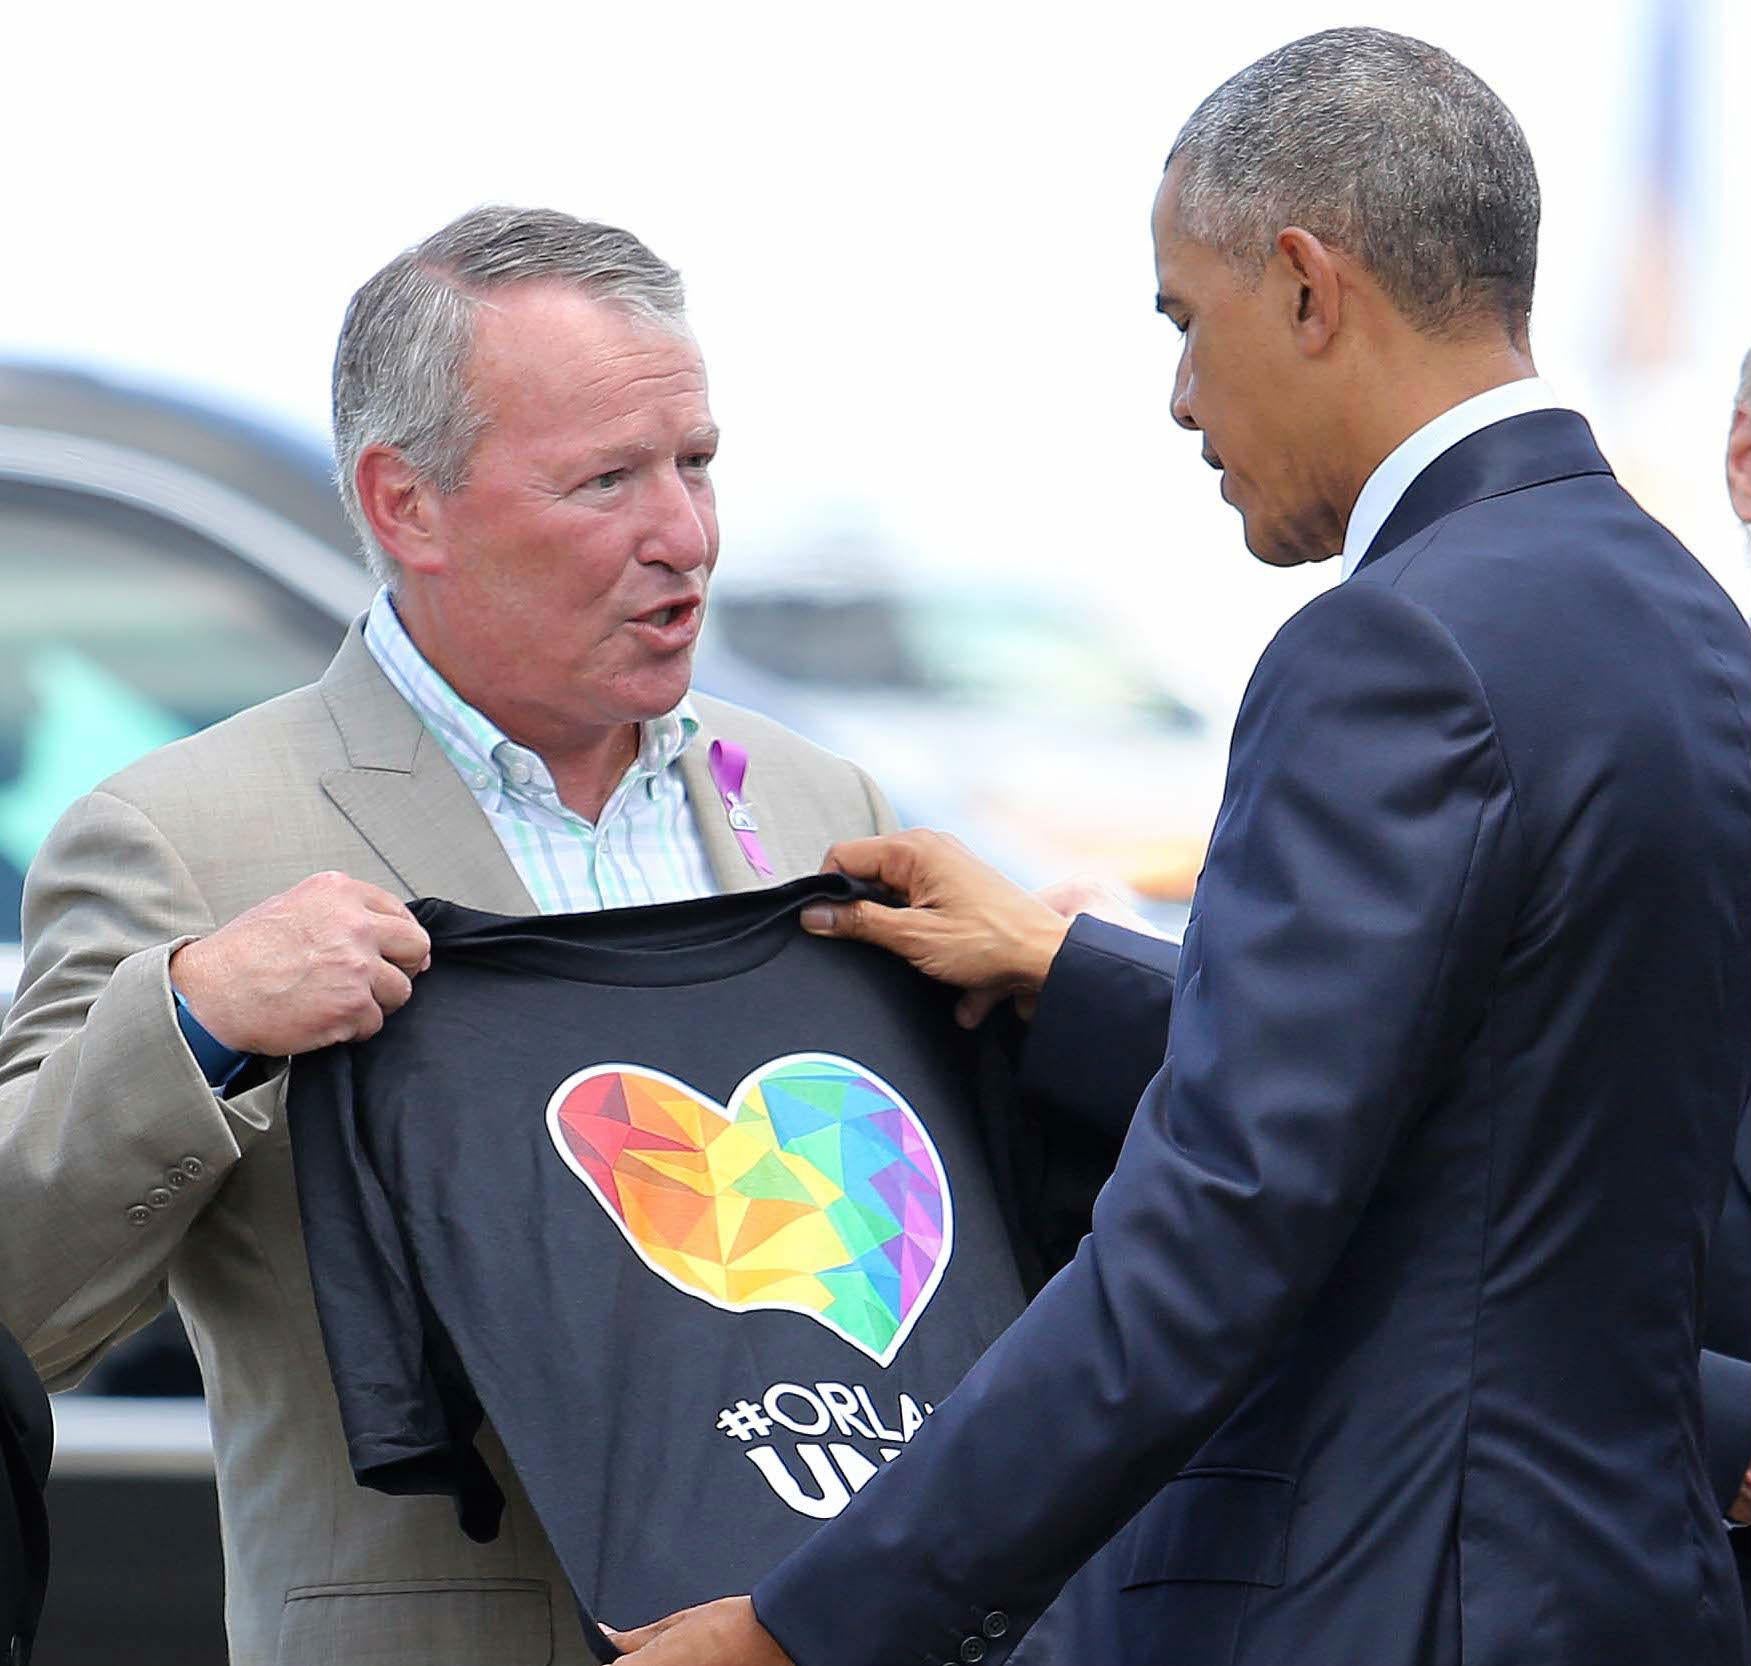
[614,28,1751,1666]
[1,1323,50,1665]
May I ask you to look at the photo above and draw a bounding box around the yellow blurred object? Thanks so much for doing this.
[1122,837,1208,903]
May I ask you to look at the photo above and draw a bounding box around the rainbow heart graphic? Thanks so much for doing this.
[545,1053,953,1366]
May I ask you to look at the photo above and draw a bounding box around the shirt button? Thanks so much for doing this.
[180,1157,206,1179]
[126,1205,152,1228]
[982,1614,1009,1639]
[960,1640,986,1664]
[146,1187,173,1210]
[472,771,492,790]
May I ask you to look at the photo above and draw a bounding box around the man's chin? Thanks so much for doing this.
[1241,516,1338,570]
[613,656,698,723]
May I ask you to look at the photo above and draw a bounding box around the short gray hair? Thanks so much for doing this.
[1167,27,1540,338]
[1737,349,1751,413]
[332,206,688,584]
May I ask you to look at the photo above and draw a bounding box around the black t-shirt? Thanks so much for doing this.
[289,875,1073,1644]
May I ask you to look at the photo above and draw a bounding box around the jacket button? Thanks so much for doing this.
[960,1640,986,1664]
[181,1156,206,1179]
[146,1187,173,1209]
[125,1205,152,1227]
[983,1613,1009,1639]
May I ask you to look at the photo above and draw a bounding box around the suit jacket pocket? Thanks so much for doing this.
[276,1577,553,1666]
[1113,1469,1296,1666]
[1122,1467,1296,1589]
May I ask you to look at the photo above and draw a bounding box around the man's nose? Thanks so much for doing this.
[1171,353,1197,431]
[640,467,713,571]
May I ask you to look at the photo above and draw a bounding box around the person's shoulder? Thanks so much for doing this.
[686,691,892,834]
[688,691,866,781]
[94,678,338,818]
[1260,572,1473,673]
[1236,576,1491,742]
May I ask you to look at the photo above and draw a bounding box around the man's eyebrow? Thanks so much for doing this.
[570,426,721,466]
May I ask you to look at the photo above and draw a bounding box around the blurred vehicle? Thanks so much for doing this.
[0,361,372,1011]
[0,360,1219,1659]
[697,573,1221,931]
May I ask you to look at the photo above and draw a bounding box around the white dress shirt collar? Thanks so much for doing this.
[1339,377,1560,579]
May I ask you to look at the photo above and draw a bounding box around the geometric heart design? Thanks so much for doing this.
[545,1052,953,1367]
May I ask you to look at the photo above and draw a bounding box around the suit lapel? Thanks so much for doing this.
[317,624,534,914]
[1357,409,1616,574]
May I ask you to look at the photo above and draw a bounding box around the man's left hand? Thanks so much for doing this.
[608,1596,792,1665]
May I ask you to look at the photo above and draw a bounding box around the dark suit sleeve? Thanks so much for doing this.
[753,583,1521,1666]
[0,1325,51,1654]
[1021,916,1180,1143]
[1702,1349,1751,1515]
[287,1047,503,1542]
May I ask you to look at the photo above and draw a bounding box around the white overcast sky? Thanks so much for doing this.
[7,0,1747,715]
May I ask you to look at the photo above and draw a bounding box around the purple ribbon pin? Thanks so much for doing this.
[708,739,775,878]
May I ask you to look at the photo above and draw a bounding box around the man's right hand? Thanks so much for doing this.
[168,872,432,1057]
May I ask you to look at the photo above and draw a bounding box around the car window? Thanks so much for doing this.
[0,481,343,942]
[710,592,1204,731]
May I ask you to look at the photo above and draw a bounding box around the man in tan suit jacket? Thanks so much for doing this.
[0,209,895,1665]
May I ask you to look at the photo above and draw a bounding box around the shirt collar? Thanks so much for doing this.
[1339,377,1561,580]
[361,588,698,803]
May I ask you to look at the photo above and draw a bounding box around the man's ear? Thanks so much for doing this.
[354,446,446,576]
[1275,227,1343,357]
[1728,405,1751,526]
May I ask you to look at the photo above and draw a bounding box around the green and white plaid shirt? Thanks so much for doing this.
[363,589,718,913]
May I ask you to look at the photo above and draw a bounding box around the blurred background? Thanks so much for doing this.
[3,0,1746,1657]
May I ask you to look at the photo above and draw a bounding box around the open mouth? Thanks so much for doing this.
[630,597,703,636]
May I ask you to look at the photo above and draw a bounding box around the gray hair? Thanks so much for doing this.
[1737,349,1751,413]
[332,205,689,584]
[1166,27,1540,338]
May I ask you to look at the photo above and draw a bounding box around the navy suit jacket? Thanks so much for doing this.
[754,412,1751,1666]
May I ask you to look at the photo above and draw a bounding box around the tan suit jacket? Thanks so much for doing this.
[0,622,897,1665]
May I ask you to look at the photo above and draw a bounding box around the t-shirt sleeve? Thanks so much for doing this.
[288,1044,505,1543]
